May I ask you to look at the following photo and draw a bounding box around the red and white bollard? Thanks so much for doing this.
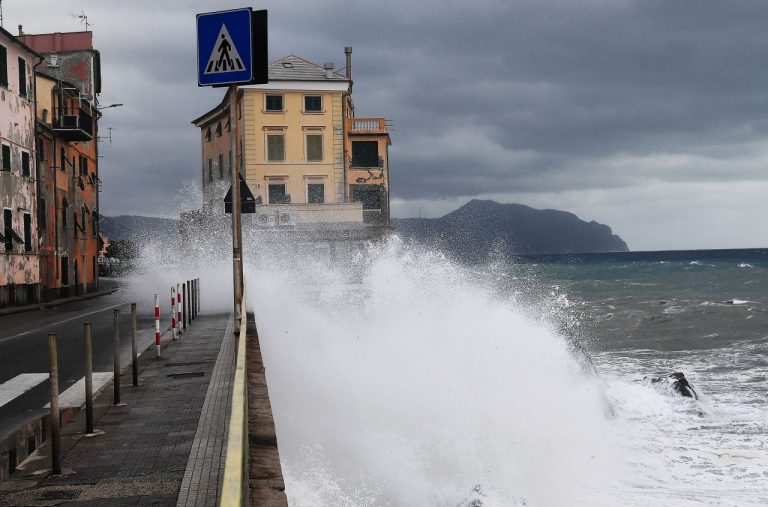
[176,283,182,336]
[171,286,177,340]
[154,293,161,358]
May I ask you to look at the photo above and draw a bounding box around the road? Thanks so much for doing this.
[0,285,169,438]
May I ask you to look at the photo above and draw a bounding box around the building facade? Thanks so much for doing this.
[192,49,391,228]
[0,27,41,306]
[23,31,102,300]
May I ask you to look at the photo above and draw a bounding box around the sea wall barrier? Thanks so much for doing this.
[220,293,287,506]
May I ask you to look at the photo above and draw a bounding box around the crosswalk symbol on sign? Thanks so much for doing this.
[204,24,245,74]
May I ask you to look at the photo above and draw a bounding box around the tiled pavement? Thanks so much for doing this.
[0,312,234,507]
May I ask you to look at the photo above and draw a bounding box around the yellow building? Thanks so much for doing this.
[193,49,391,228]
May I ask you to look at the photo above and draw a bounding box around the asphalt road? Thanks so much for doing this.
[0,286,166,438]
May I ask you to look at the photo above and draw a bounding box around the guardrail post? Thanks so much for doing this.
[48,333,61,475]
[84,323,94,434]
[131,303,139,385]
[177,283,183,336]
[171,287,177,340]
[154,294,161,358]
[182,282,188,331]
[113,309,121,405]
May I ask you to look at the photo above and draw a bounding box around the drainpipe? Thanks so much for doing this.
[32,54,43,303]
[342,47,353,202]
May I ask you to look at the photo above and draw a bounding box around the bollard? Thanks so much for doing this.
[197,277,201,314]
[84,323,94,434]
[131,303,138,386]
[171,287,177,340]
[193,279,197,319]
[190,279,195,321]
[177,283,183,336]
[154,294,161,358]
[188,281,192,325]
[48,333,61,474]
[182,282,188,331]
[113,309,121,405]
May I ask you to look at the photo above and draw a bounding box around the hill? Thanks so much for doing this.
[393,200,628,260]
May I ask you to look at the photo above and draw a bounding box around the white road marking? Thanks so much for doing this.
[44,373,113,409]
[0,374,48,408]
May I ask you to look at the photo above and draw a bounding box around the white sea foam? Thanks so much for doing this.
[738,263,754,268]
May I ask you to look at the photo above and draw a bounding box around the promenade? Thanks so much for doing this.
[0,312,234,506]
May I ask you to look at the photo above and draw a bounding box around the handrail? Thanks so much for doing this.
[220,293,249,506]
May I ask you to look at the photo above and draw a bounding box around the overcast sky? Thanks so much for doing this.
[5,0,768,251]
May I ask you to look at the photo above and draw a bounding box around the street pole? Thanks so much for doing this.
[48,333,61,475]
[113,309,120,405]
[84,323,94,434]
[131,303,138,385]
[229,84,244,323]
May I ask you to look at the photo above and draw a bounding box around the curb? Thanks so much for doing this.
[0,288,119,317]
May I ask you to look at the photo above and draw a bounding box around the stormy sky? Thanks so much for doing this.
[5,1,768,250]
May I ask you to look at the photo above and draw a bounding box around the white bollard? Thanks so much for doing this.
[171,287,177,340]
[177,283,182,335]
[154,293,161,358]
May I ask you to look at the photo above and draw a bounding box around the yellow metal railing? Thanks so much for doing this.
[220,295,249,506]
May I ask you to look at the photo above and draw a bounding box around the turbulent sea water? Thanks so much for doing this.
[132,237,768,505]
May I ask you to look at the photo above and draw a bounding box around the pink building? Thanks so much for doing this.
[0,27,42,306]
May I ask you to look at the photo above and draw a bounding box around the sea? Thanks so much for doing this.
[131,240,768,505]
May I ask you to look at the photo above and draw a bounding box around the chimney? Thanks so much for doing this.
[323,62,334,79]
[18,24,23,36]
[344,46,352,80]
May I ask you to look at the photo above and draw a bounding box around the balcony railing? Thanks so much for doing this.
[346,117,388,135]
[53,106,94,142]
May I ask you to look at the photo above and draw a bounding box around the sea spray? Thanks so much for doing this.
[248,237,624,505]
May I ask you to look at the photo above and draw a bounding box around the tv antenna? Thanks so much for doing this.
[69,10,92,31]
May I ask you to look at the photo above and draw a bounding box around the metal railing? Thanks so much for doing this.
[220,293,249,506]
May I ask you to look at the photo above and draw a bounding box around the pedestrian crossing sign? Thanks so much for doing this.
[197,8,268,87]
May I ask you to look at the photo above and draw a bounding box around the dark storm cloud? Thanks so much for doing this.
[6,0,768,248]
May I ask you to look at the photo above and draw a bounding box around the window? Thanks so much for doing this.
[306,134,323,162]
[351,141,379,167]
[265,94,283,112]
[266,134,285,161]
[62,199,68,229]
[1,144,9,171]
[0,44,7,87]
[268,184,287,204]
[60,147,66,171]
[208,159,213,182]
[61,256,68,285]
[351,185,382,210]
[18,57,26,97]
[216,122,222,137]
[3,209,12,252]
[39,199,46,229]
[21,151,30,177]
[23,213,31,252]
[92,211,98,237]
[79,155,88,175]
[81,208,87,236]
[304,95,322,112]
[219,154,224,179]
[205,126,212,141]
[307,183,325,204]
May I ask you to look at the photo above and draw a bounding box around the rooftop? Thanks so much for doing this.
[268,55,346,81]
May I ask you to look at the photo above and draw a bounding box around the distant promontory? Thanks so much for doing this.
[393,199,629,259]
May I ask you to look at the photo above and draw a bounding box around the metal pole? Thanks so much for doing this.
[48,333,61,474]
[187,281,192,326]
[131,303,138,385]
[197,277,201,314]
[177,283,182,336]
[171,286,177,340]
[191,279,195,321]
[182,282,187,331]
[113,309,120,405]
[154,294,161,358]
[230,84,244,322]
[84,323,94,434]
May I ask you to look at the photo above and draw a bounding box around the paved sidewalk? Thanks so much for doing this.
[0,312,234,507]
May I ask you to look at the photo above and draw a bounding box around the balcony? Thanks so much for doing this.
[345,117,388,135]
[53,107,94,142]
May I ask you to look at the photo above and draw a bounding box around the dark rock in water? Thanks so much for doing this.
[643,372,699,399]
